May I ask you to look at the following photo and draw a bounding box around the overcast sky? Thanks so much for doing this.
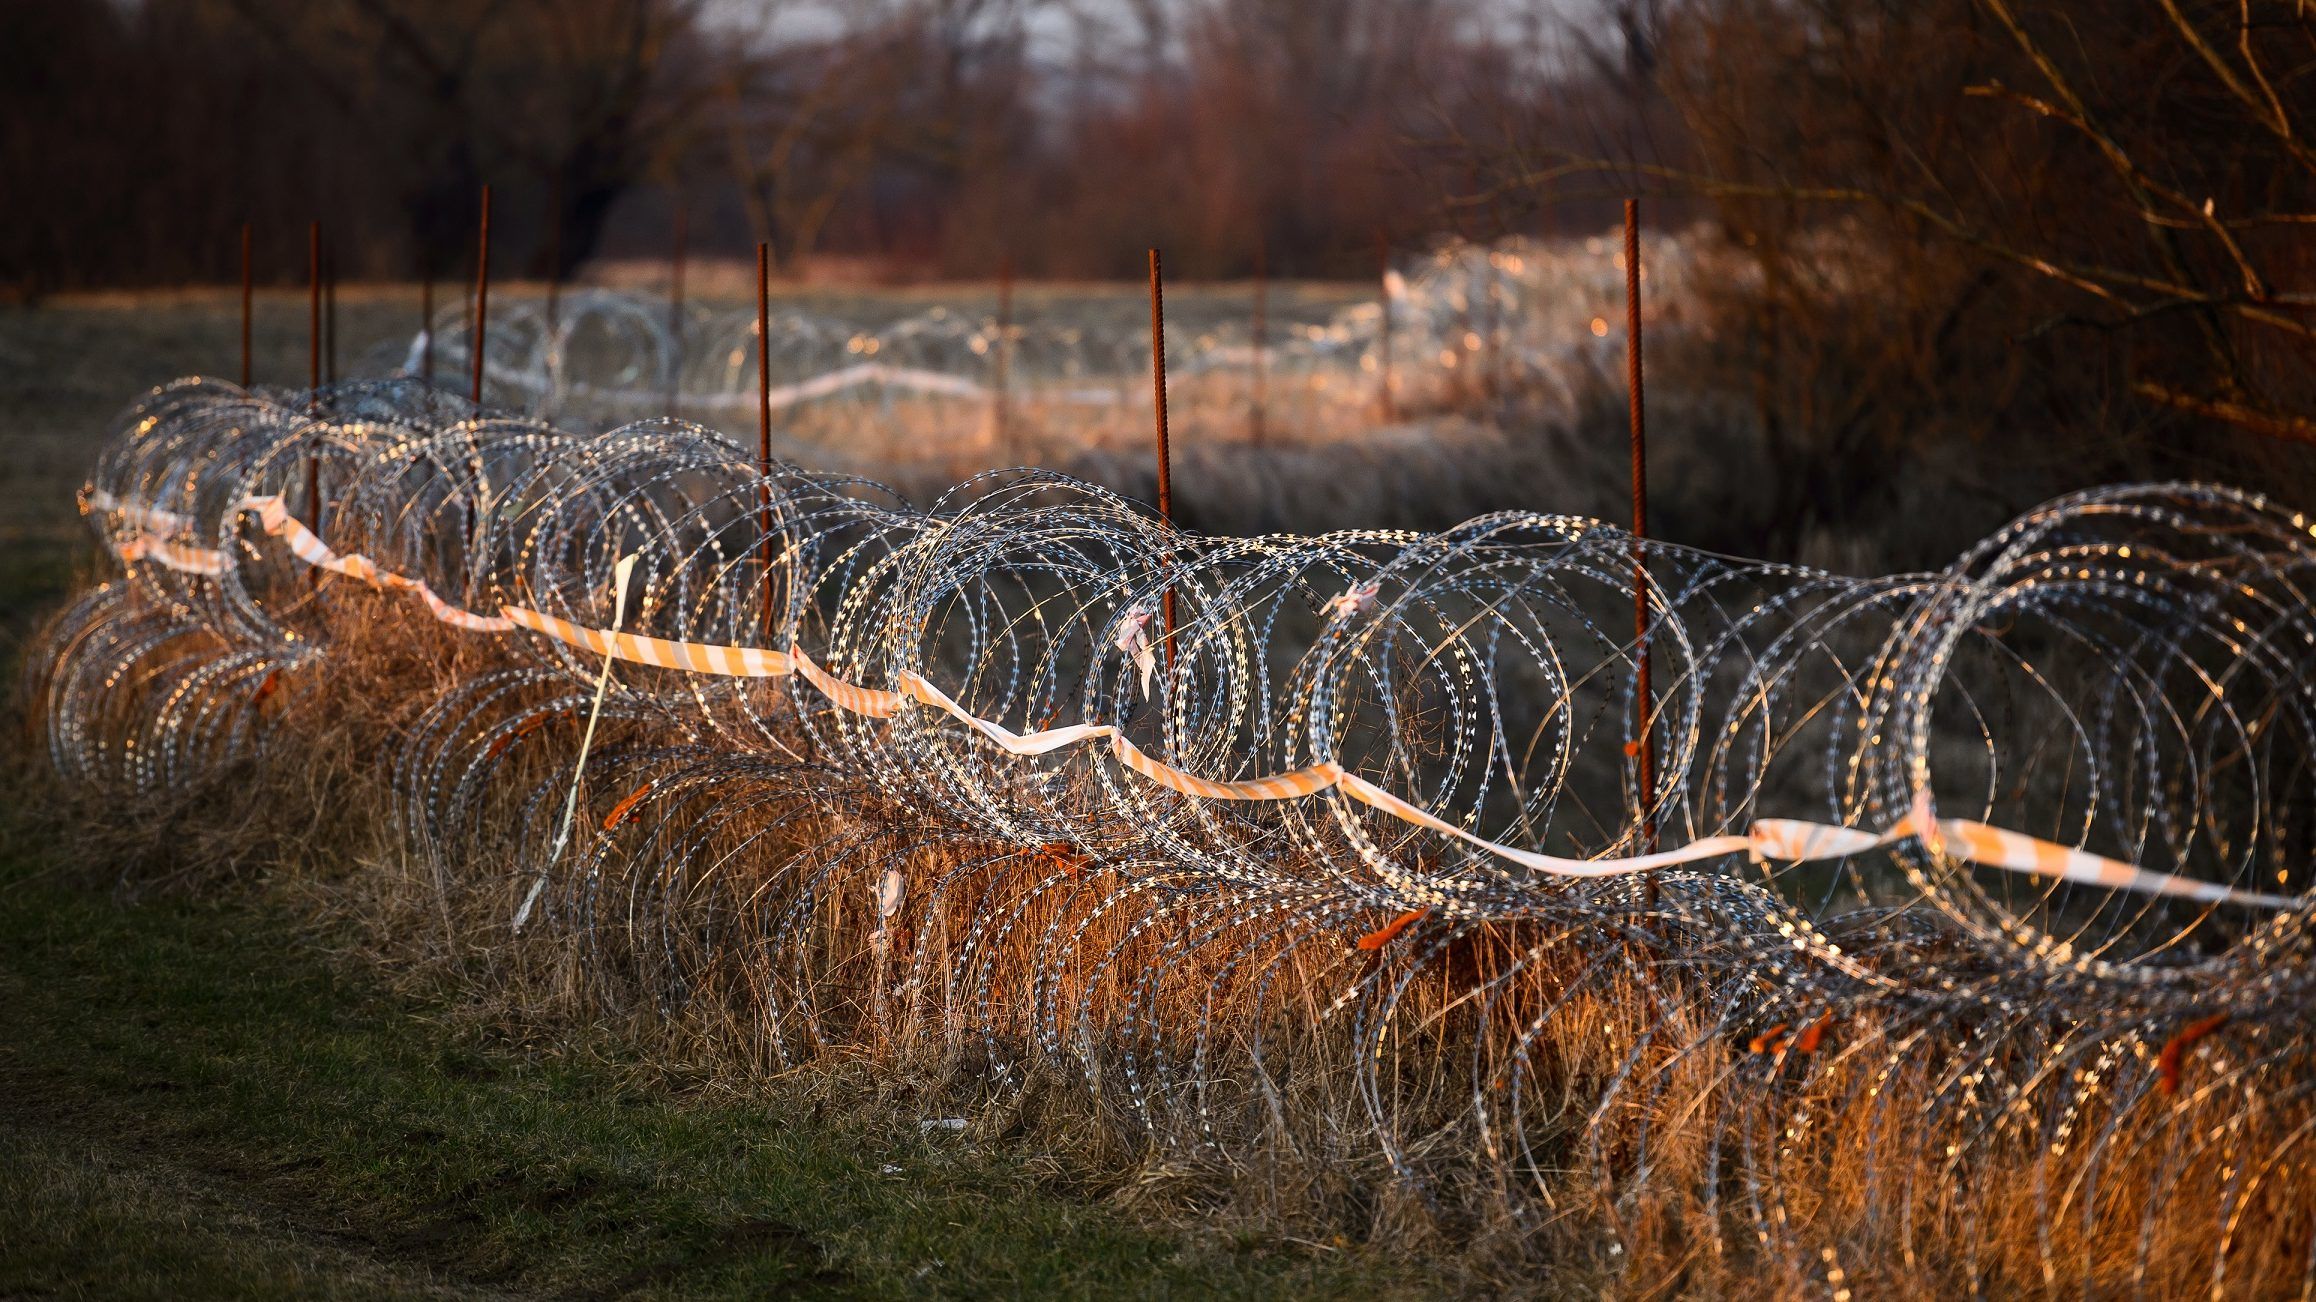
[704,0,1597,65]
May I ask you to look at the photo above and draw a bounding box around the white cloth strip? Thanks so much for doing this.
[121,492,2310,916]
[86,489,197,535]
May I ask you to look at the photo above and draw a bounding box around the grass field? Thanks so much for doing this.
[16,287,2305,1297]
[0,829,1436,1298]
[0,292,1443,1299]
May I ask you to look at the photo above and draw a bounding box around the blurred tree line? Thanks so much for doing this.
[6,0,2314,550]
[1468,0,2316,554]
[0,0,1612,291]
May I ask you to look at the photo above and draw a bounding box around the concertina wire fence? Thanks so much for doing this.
[386,235,1700,439]
[31,364,2316,1289]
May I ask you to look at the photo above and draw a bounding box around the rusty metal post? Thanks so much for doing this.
[420,269,434,385]
[1375,229,1394,421]
[1250,237,1267,446]
[757,243,776,641]
[323,236,338,386]
[239,221,252,388]
[993,253,1013,457]
[1148,248,1176,667]
[545,172,564,343]
[307,221,321,394]
[305,220,322,554]
[757,243,772,468]
[667,203,687,414]
[1625,198,1657,862]
[471,185,492,406]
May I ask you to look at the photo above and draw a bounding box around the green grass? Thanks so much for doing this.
[0,291,1440,1298]
[0,845,1425,1298]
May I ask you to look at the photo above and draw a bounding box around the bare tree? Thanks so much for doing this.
[1641,0,2316,447]
[1432,0,2316,555]
[214,0,707,274]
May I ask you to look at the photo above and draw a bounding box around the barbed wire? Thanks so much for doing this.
[375,236,1705,444]
[33,372,2316,1289]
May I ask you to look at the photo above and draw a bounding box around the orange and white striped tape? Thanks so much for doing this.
[92,491,2308,914]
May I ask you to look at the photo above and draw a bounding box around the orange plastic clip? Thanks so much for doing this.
[2157,1012,2231,1096]
[485,709,570,760]
[1357,908,1429,951]
[602,780,660,831]
[1748,1022,1792,1056]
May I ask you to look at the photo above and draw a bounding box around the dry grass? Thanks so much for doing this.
[27,570,2316,1296]
[14,291,2316,1294]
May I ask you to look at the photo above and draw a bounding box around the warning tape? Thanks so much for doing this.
[86,493,2307,913]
